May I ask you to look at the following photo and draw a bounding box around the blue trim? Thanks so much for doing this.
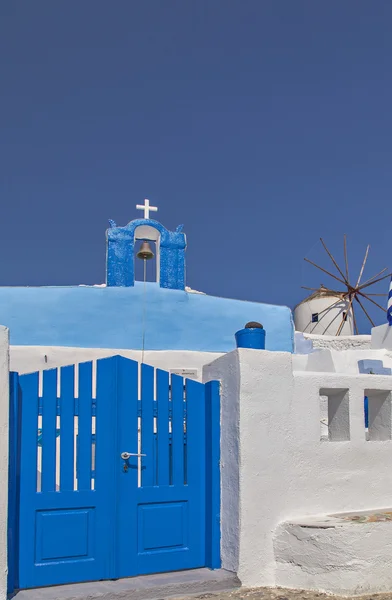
[8,372,21,595]
[388,278,392,325]
[364,396,369,428]
[205,380,221,569]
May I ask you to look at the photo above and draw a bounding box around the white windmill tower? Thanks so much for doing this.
[294,236,390,336]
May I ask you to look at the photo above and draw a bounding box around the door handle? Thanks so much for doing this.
[121,452,146,460]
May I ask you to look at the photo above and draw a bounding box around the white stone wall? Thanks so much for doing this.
[302,332,371,350]
[10,346,223,381]
[292,346,392,374]
[0,327,9,600]
[203,349,392,591]
[371,323,392,350]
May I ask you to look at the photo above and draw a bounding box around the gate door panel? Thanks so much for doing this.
[18,362,116,589]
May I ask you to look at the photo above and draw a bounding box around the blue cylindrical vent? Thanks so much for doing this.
[235,323,266,350]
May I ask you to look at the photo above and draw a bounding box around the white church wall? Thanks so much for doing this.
[0,327,9,600]
[204,349,392,592]
[10,345,223,380]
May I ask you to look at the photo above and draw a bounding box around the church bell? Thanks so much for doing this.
[136,240,154,260]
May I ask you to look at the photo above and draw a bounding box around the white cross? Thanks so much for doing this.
[136,199,158,219]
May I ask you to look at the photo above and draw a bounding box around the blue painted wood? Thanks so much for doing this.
[77,362,93,491]
[18,372,39,589]
[116,356,138,578]
[17,357,221,588]
[41,369,58,492]
[8,372,20,595]
[18,359,117,589]
[94,357,118,581]
[205,380,221,569]
[141,364,155,488]
[171,374,184,486]
[157,369,170,486]
[186,379,206,566]
[59,366,75,492]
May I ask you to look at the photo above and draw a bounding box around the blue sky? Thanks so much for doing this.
[1,1,391,333]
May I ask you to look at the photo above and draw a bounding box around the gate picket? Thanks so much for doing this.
[156,369,170,486]
[77,362,93,491]
[141,364,155,487]
[59,366,75,492]
[171,374,185,486]
[41,369,57,493]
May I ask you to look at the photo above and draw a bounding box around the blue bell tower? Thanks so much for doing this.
[106,200,186,290]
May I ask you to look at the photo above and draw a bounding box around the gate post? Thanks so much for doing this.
[205,380,221,569]
[8,372,20,596]
[0,326,10,600]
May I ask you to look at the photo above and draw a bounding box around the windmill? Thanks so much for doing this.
[294,236,391,336]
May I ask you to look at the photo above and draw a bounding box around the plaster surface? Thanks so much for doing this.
[0,327,9,600]
[292,346,392,375]
[203,349,392,593]
[203,352,240,574]
[303,333,371,351]
[275,518,392,595]
[10,346,223,379]
[0,284,293,353]
[371,324,392,350]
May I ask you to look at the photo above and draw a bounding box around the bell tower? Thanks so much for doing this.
[106,200,187,290]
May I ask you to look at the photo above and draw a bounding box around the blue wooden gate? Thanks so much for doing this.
[9,356,220,591]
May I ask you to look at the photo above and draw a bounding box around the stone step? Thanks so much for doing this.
[274,509,392,595]
[14,568,241,600]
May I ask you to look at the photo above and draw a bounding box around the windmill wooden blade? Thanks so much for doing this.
[305,297,344,333]
[336,295,354,336]
[344,234,350,282]
[359,272,392,291]
[355,245,370,288]
[320,237,349,284]
[305,298,341,333]
[304,258,347,286]
[352,304,359,335]
[355,296,376,327]
[358,291,387,313]
[324,308,345,335]
[313,298,347,334]
[359,267,387,288]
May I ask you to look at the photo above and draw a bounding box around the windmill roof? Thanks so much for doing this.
[295,287,346,309]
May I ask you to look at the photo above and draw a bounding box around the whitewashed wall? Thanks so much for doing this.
[0,327,9,600]
[303,332,371,350]
[292,346,392,374]
[204,349,392,591]
[10,346,223,381]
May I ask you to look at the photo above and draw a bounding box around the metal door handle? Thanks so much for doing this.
[121,451,146,460]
